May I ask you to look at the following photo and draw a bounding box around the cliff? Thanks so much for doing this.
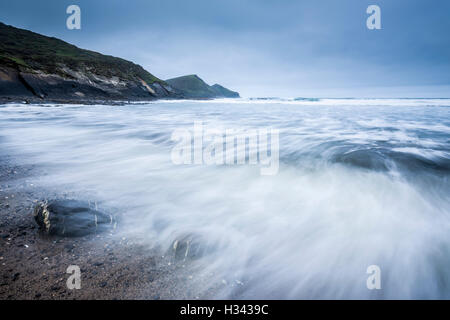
[0,22,180,103]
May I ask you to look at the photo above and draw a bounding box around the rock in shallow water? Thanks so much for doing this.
[33,200,116,237]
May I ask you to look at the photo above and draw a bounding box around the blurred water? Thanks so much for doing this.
[0,98,449,299]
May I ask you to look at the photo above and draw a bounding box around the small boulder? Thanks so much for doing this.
[33,200,116,237]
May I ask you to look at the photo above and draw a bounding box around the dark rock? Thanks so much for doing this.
[33,200,116,237]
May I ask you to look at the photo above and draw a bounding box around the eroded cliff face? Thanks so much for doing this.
[0,64,178,102]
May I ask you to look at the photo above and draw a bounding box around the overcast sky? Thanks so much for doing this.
[1,0,450,97]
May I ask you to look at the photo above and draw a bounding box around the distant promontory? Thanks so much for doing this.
[166,75,239,99]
